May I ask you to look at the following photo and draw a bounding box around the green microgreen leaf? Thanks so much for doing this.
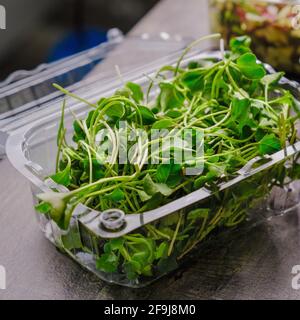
[73,120,85,142]
[96,252,119,273]
[158,82,184,111]
[230,35,251,54]
[125,82,144,103]
[136,105,156,124]
[105,102,125,119]
[104,188,125,202]
[180,69,205,93]
[231,97,256,133]
[35,202,52,214]
[50,163,71,187]
[237,53,266,80]
[155,242,168,259]
[143,174,173,197]
[261,72,284,86]
[156,164,172,183]
[152,118,175,129]
[187,208,210,220]
[258,134,281,155]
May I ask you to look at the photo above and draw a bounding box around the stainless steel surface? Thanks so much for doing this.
[1,0,300,300]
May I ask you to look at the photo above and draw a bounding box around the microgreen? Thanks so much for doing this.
[258,134,281,155]
[36,35,300,282]
[237,53,266,80]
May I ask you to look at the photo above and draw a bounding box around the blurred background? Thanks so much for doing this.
[0,0,159,80]
[2,1,299,83]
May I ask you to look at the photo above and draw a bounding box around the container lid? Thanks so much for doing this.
[0,30,188,156]
[0,28,123,156]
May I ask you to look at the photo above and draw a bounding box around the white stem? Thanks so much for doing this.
[220,38,225,60]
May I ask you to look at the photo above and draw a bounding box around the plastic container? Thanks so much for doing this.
[0,30,188,157]
[210,0,300,75]
[5,48,300,287]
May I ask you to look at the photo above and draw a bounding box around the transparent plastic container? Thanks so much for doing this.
[5,49,300,288]
[0,30,188,156]
[210,0,300,75]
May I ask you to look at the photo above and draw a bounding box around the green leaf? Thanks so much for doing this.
[272,91,293,106]
[187,61,201,69]
[255,128,266,141]
[96,252,119,273]
[187,208,210,220]
[288,163,300,180]
[62,200,77,230]
[160,212,180,227]
[109,238,125,251]
[141,264,153,277]
[115,87,131,98]
[126,236,155,264]
[230,36,251,54]
[131,251,149,265]
[259,118,276,127]
[166,163,182,187]
[231,97,256,133]
[73,120,85,142]
[57,100,66,146]
[152,118,174,130]
[86,110,96,128]
[166,174,181,188]
[35,202,52,214]
[156,163,182,186]
[61,229,82,250]
[50,165,71,187]
[158,82,184,111]
[157,255,178,274]
[124,260,142,280]
[106,102,125,119]
[181,69,205,93]
[143,193,164,210]
[92,165,105,181]
[137,105,156,124]
[164,110,182,118]
[125,82,144,103]
[261,72,284,86]
[156,164,172,183]
[258,134,281,155]
[155,242,168,259]
[232,97,250,121]
[137,190,152,202]
[104,188,125,202]
[237,53,266,80]
[251,100,263,119]
[143,174,173,196]
[194,171,217,189]
[292,97,300,115]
